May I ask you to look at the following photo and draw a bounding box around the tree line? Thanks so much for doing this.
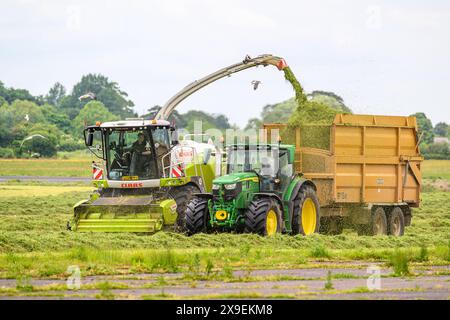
[0,78,448,159]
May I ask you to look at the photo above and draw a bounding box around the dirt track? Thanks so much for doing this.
[1,264,448,300]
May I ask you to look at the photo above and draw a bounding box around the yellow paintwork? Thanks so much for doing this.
[215,210,227,221]
[301,198,317,235]
[264,114,423,206]
[266,209,278,236]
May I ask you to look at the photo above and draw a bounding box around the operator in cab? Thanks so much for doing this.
[129,132,152,177]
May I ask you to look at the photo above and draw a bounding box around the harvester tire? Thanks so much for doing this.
[185,197,209,235]
[357,206,388,236]
[387,207,405,236]
[169,184,200,231]
[292,185,320,235]
[244,198,281,236]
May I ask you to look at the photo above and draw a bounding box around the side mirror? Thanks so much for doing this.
[171,129,179,146]
[203,149,211,165]
[85,131,94,147]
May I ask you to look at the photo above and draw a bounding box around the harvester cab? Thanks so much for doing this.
[185,143,321,236]
[70,119,219,233]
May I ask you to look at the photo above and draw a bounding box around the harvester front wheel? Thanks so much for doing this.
[292,186,320,235]
[185,197,209,235]
[245,198,281,236]
[169,184,200,231]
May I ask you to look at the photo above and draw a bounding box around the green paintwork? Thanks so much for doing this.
[204,143,311,234]
[160,176,191,187]
[72,196,177,232]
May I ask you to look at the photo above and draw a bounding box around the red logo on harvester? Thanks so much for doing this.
[121,183,143,188]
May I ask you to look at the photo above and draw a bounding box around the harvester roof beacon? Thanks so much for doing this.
[71,54,291,234]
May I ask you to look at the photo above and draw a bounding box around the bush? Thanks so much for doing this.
[0,147,14,158]
[58,138,84,152]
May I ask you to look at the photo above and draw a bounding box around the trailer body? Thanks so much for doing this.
[264,114,423,231]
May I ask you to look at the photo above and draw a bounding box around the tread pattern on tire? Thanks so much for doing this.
[388,206,405,236]
[185,197,209,235]
[292,185,320,235]
[244,198,279,235]
[169,184,200,230]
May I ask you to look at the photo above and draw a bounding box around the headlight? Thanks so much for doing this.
[224,183,236,190]
[212,184,220,190]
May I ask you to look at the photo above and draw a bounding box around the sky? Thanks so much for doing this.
[1,0,449,127]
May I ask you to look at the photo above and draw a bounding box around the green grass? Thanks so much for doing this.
[0,181,448,278]
[422,160,450,179]
[0,159,92,177]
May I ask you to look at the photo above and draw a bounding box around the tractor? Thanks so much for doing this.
[185,143,320,236]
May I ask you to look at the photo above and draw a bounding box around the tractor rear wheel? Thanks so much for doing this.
[169,184,200,231]
[185,197,209,235]
[292,186,320,235]
[388,207,405,236]
[245,198,281,236]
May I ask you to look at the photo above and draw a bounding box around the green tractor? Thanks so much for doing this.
[185,143,320,236]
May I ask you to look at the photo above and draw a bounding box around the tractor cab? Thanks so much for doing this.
[225,144,295,194]
[84,119,178,182]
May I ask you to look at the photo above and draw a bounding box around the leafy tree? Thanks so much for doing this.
[40,104,71,132]
[20,123,62,157]
[72,101,119,137]
[421,142,450,160]
[434,122,448,137]
[45,82,66,107]
[244,118,262,130]
[0,81,41,104]
[8,100,46,125]
[182,110,231,132]
[307,91,352,113]
[140,105,187,128]
[411,112,434,145]
[0,104,14,147]
[61,74,135,119]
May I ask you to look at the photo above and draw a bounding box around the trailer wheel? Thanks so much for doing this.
[388,207,405,236]
[185,197,209,235]
[169,184,200,231]
[357,207,387,236]
[245,198,281,236]
[292,186,320,235]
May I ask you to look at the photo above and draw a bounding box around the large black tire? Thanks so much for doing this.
[320,217,344,235]
[292,185,320,235]
[357,206,388,236]
[185,197,209,235]
[244,198,281,236]
[387,207,405,236]
[169,184,200,231]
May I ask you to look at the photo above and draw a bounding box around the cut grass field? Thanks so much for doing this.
[0,183,448,280]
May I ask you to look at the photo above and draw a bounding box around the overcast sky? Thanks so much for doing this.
[1,0,449,127]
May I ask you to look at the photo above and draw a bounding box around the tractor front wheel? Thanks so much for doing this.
[245,198,281,236]
[185,197,209,235]
[292,186,320,235]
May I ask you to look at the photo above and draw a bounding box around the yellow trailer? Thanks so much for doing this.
[264,114,423,236]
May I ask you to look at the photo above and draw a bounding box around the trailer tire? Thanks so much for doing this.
[185,197,209,235]
[169,184,200,231]
[292,186,320,235]
[357,207,387,236]
[245,198,281,236]
[388,207,405,236]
